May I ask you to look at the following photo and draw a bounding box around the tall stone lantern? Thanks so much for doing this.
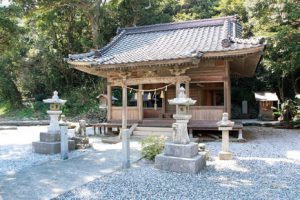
[155,87,206,174]
[43,91,67,133]
[32,91,75,154]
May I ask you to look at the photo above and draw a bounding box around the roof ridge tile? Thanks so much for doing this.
[118,15,237,35]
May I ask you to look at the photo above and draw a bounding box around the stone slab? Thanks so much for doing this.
[164,142,198,158]
[32,140,75,154]
[218,151,233,160]
[40,132,60,142]
[155,153,206,174]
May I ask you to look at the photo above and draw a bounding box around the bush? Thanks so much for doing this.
[140,135,166,161]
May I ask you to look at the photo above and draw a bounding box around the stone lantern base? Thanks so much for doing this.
[218,151,233,160]
[155,142,206,174]
[32,132,75,154]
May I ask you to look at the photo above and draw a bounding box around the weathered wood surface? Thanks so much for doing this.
[112,107,139,121]
[107,84,112,121]
[122,85,127,129]
[138,84,143,120]
[190,106,224,121]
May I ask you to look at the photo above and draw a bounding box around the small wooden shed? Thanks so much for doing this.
[255,92,279,120]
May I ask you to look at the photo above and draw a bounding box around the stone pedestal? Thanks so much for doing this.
[218,126,233,160]
[218,151,233,160]
[32,132,75,154]
[155,142,206,174]
[47,110,61,133]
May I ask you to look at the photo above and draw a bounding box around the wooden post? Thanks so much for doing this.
[224,62,231,118]
[138,84,143,121]
[176,80,181,114]
[122,83,127,129]
[107,84,112,121]
[162,91,166,114]
[185,82,190,97]
[176,81,181,97]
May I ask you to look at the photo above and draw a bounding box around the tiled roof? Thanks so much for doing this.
[67,16,264,66]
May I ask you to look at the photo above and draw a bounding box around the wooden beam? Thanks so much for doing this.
[138,84,143,121]
[107,84,112,121]
[111,76,191,86]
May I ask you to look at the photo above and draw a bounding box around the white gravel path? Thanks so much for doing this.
[55,127,300,200]
[0,126,94,176]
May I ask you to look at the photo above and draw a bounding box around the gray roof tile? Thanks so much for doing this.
[67,16,265,66]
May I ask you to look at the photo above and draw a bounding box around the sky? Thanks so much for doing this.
[0,0,11,7]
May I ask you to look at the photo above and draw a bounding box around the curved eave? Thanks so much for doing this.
[67,45,265,77]
[68,61,108,77]
[203,46,264,59]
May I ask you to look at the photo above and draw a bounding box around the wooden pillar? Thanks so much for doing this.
[107,84,112,121]
[122,83,127,129]
[176,80,181,114]
[176,81,181,97]
[162,91,166,114]
[138,84,143,121]
[185,82,190,97]
[224,62,231,118]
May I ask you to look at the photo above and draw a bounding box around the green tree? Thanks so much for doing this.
[0,5,24,108]
[174,0,218,21]
[245,0,300,100]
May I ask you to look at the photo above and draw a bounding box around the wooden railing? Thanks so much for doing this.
[111,107,139,120]
[190,106,224,120]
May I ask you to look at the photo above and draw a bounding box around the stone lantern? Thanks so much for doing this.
[32,91,75,154]
[168,87,196,144]
[155,87,206,174]
[43,91,67,134]
[217,112,234,160]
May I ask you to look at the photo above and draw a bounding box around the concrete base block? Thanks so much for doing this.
[32,140,75,154]
[218,151,233,160]
[40,132,60,142]
[155,153,206,174]
[164,142,198,158]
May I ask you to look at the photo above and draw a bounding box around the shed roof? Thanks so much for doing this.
[67,16,265,68]
[254,92,279,101]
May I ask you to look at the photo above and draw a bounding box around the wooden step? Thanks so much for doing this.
[134,127,173,132]
[132,130,172,137]
[132,126,173,138]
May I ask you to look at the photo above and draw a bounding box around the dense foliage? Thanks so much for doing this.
[0,0,299,118]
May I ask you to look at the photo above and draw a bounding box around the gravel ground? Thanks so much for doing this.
[55,127,300,200]
[0,126,95,176]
